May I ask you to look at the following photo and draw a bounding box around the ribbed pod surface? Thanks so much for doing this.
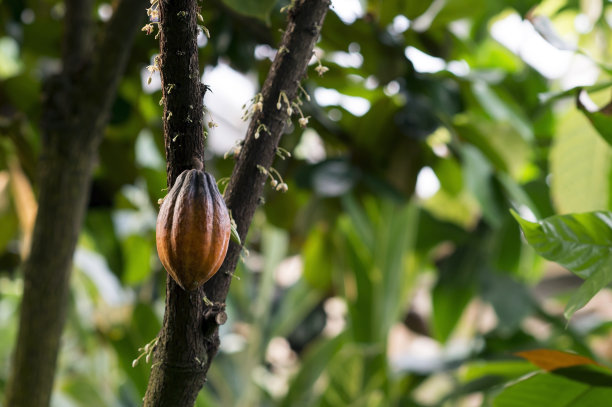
[156,169,231,290]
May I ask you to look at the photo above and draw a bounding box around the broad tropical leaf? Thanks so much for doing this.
[512,210,612,318]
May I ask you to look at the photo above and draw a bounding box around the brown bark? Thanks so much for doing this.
[5,1,148,406]
[143,0,330,405]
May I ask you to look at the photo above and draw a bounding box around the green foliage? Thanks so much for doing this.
[220,0,278,22]
[550,110,612,213]
[513,211,612,319]
[494,371,612,407]
[4,0,612,405]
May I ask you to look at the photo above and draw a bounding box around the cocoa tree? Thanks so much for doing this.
[4,1,148,406]
[142,0,330,404]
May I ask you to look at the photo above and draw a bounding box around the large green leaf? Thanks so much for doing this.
[512,211,612,318]
[493,372,612,407]
[549,110,612,213]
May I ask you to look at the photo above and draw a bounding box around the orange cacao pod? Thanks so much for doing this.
[156,169,231,290]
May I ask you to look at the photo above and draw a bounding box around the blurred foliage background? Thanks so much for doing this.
[4,0,612,406]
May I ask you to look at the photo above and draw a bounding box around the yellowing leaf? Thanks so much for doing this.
[516,349,598,371]
[8,159,37,259]
[550,109,612,213]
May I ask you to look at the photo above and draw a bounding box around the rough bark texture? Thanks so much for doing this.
[144,0,206,406]
[142,1,209,406]
[143,0,330,405]
[159,0,206,182]
[5,1,148,406]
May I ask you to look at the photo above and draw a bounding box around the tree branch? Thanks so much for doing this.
[143,0,208,405]
[143,1,330,405]
[5,1,147,406]
[62,0,94,71]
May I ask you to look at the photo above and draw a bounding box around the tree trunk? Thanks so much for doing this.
[5,1,147,405]
[143,1,330,405]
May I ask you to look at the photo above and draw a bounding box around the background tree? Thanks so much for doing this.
[2,1,147,406]
[3,0,612,406]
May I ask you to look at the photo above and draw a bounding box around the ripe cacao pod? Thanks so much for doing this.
[156,169,231,290]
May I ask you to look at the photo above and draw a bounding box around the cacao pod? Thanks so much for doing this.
[156,169,231,290]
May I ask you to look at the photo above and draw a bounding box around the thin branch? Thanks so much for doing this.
[143,1,330,405]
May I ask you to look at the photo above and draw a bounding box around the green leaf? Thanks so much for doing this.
[254,228,287,324]
[512,210,612,318]
[414,208,469,253]
[471,81,534,143]
[493,372,612,407]
[432,245,479,342]
[461,144,504,227]
[375,202,419,342]
[456,115,530,179]
[565,268,612,319]
[481,273,533,334]
[84,210,123,277]
[338,198,418,344]
[122,234,152,285]
[281,333,348,407]
[269,280,323,339]
[539,81,612,105]
[428,0,486,28]
[338,213,375,342]
[434,156,463,196]
[549,109,612,213]
[461,360,537,383]
[372,0,433,23]
[320,345,384,406]
[423,188,479,229]
[220,0,277,22]
[302,224,334,291]
[60,376,108,407]
[342,195,374,251]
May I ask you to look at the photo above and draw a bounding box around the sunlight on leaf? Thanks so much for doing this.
[512,210,612,318]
